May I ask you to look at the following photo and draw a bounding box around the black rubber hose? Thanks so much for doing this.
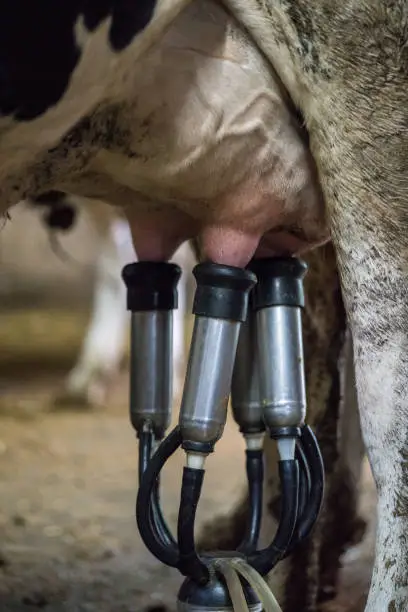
[136,426,181,567]
[277,439,311,559]
[151,477,178,548]
[295,441,311,521]
[177,466,210,584]
[138,431,177,549]
[248,459,299,576]
[138,430,153,480]
[238,449,264,554]
[284,425,324,557]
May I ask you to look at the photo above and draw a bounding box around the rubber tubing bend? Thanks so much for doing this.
[177,466,210,584]
[136,426,181,567]
[239,449,264,554]
[248,459,299,575]
[138,431,177,550]
[284,425,324,556]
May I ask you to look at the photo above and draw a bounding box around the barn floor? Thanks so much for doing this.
[0,306,375,612]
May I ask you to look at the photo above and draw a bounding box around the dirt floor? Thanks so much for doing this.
[0,305,376,612]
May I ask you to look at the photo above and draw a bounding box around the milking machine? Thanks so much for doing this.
[121,255,325,611]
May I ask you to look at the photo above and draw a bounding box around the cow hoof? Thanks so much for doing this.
[52,383,107,410]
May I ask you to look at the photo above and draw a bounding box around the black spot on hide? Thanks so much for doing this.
[0,0,158,120]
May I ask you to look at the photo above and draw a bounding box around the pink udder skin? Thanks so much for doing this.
[124,196,328,267]
[125,207,198,262]
[198,226,324,266]
[126,217,320,268]
[198,226,261,267]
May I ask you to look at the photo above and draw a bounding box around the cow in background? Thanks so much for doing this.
[28,193,194,406]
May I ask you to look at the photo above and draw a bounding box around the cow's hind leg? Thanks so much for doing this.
[57,216,132,406]
[332,233,408,610]
[170,241,196,400]
[316,109,408,609]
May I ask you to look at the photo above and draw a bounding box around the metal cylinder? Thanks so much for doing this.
[177,572,262,612]
[129,310,172,437]
[179,316,241,448]
[256,305,306,429]
[177,602,262,612]
[231,312,264,434]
